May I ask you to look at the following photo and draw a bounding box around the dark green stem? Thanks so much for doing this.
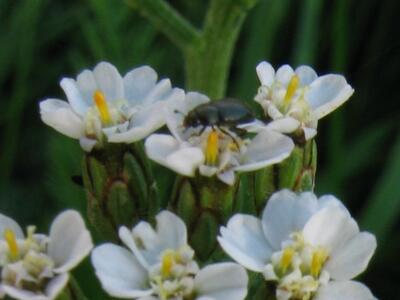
[185,0,258,98]
[126,0,259,99]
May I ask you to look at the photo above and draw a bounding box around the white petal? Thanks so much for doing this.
[143,79,173,105]
[276,65,294,85]
[108,88,184,143]
[217,170,236,186]
[267,103,284,119]
[123,66,158,104]
[266,117,300,134]
[256,61,275,87]
[120,211,187,268]
[307,74,354,119]
[60,78,88,115]
[0,213,24,239]
[303,127,317,140]
[154,210,187,251]
[49,210,93,273]
[79,136,97,152]
[91,244,152,298]
[93,62,124,101]
[315,281,377,300]
[325,232,376,280]
[318,195,350,216]
[218,214,273,272]
[295,65,317,86]
[45,273,69,300]
[303,207,359,253]
[76,69,98,105]
[194,263,248,300]
[235,130,294,172]
[40,99,84,139]
[166,91,210,141]
[119,226,152,269]
[262,190,318,249]
[145,134,204,177]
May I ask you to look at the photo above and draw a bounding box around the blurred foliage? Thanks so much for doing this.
[0,0,399,298]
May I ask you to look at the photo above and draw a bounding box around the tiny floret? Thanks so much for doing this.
[40,62,184,152]
[255,61,354,140]
[145,92,295,185]
[0,210,93,300]
[91,210,248,300]
[218,189,377,300]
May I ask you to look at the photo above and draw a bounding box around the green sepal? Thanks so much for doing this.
[170,176,239,262]
[82,142,160,240]
[253,140,317,213]
[82,155,116,241]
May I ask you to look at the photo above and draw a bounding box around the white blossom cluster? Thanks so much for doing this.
[31,61,378,300]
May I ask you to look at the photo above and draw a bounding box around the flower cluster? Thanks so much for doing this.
[91,211,248,300]
[34,61,378,300]
[218,190,377,300]
[255,61,354,140]
[40,60,353,185]
[40,62,184,152]
[0,211,93,300]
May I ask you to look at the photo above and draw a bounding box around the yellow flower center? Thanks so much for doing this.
[311,248,328,277]
[284,75,300,106]
[280,247,294,272]
[161,251,176,277]
[205,130,219,165]
[93,90,111,124]
[4,229,19,260]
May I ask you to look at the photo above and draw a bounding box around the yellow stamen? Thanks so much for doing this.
[161,251,175,277]
[284,75,300,106]
[4,229,19,259]
[280,247,294,272]
[311,249,328,277]
[205,130,219,165]
[93,90,111,124]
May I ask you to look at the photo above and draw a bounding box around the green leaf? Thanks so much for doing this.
[359,132,400,245]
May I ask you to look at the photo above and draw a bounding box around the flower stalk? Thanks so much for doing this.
[82,143,159,241]
[126,0,259,99]
[170,176,239,261]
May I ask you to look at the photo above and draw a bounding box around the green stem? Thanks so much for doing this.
[126,0,258,99]
[125,0,201,51]
[185,0,258,98]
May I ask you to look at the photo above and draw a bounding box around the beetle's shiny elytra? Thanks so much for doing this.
[181,98,255,134]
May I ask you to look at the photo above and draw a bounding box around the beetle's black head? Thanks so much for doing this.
[183,110,201,127]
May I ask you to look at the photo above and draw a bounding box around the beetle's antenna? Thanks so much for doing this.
[174,109,186,117]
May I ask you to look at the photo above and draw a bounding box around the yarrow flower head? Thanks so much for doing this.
[218,189,377,300]
[255,61,354,140]
[0,210,93,300]
[144,92,294,185]
[40,62,184,152]
[91,210,248,300]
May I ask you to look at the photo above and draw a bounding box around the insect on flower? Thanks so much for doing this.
[179,98,255,135]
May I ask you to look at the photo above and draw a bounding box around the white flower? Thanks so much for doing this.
[255,61,354,140]
[144,92,294,185]
[218,189,377,300]
[91,210,248,300]
[0,210,93,300]
[40,62,184,152]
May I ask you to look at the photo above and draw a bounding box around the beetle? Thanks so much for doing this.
[180,98,255,136]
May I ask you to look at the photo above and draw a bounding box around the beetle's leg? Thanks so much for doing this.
[232,127,247,137]
[219,127,240,150]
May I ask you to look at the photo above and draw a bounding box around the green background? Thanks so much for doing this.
[0,0,399,298]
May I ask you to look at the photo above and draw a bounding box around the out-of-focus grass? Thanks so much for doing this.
[0,0,399,298]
